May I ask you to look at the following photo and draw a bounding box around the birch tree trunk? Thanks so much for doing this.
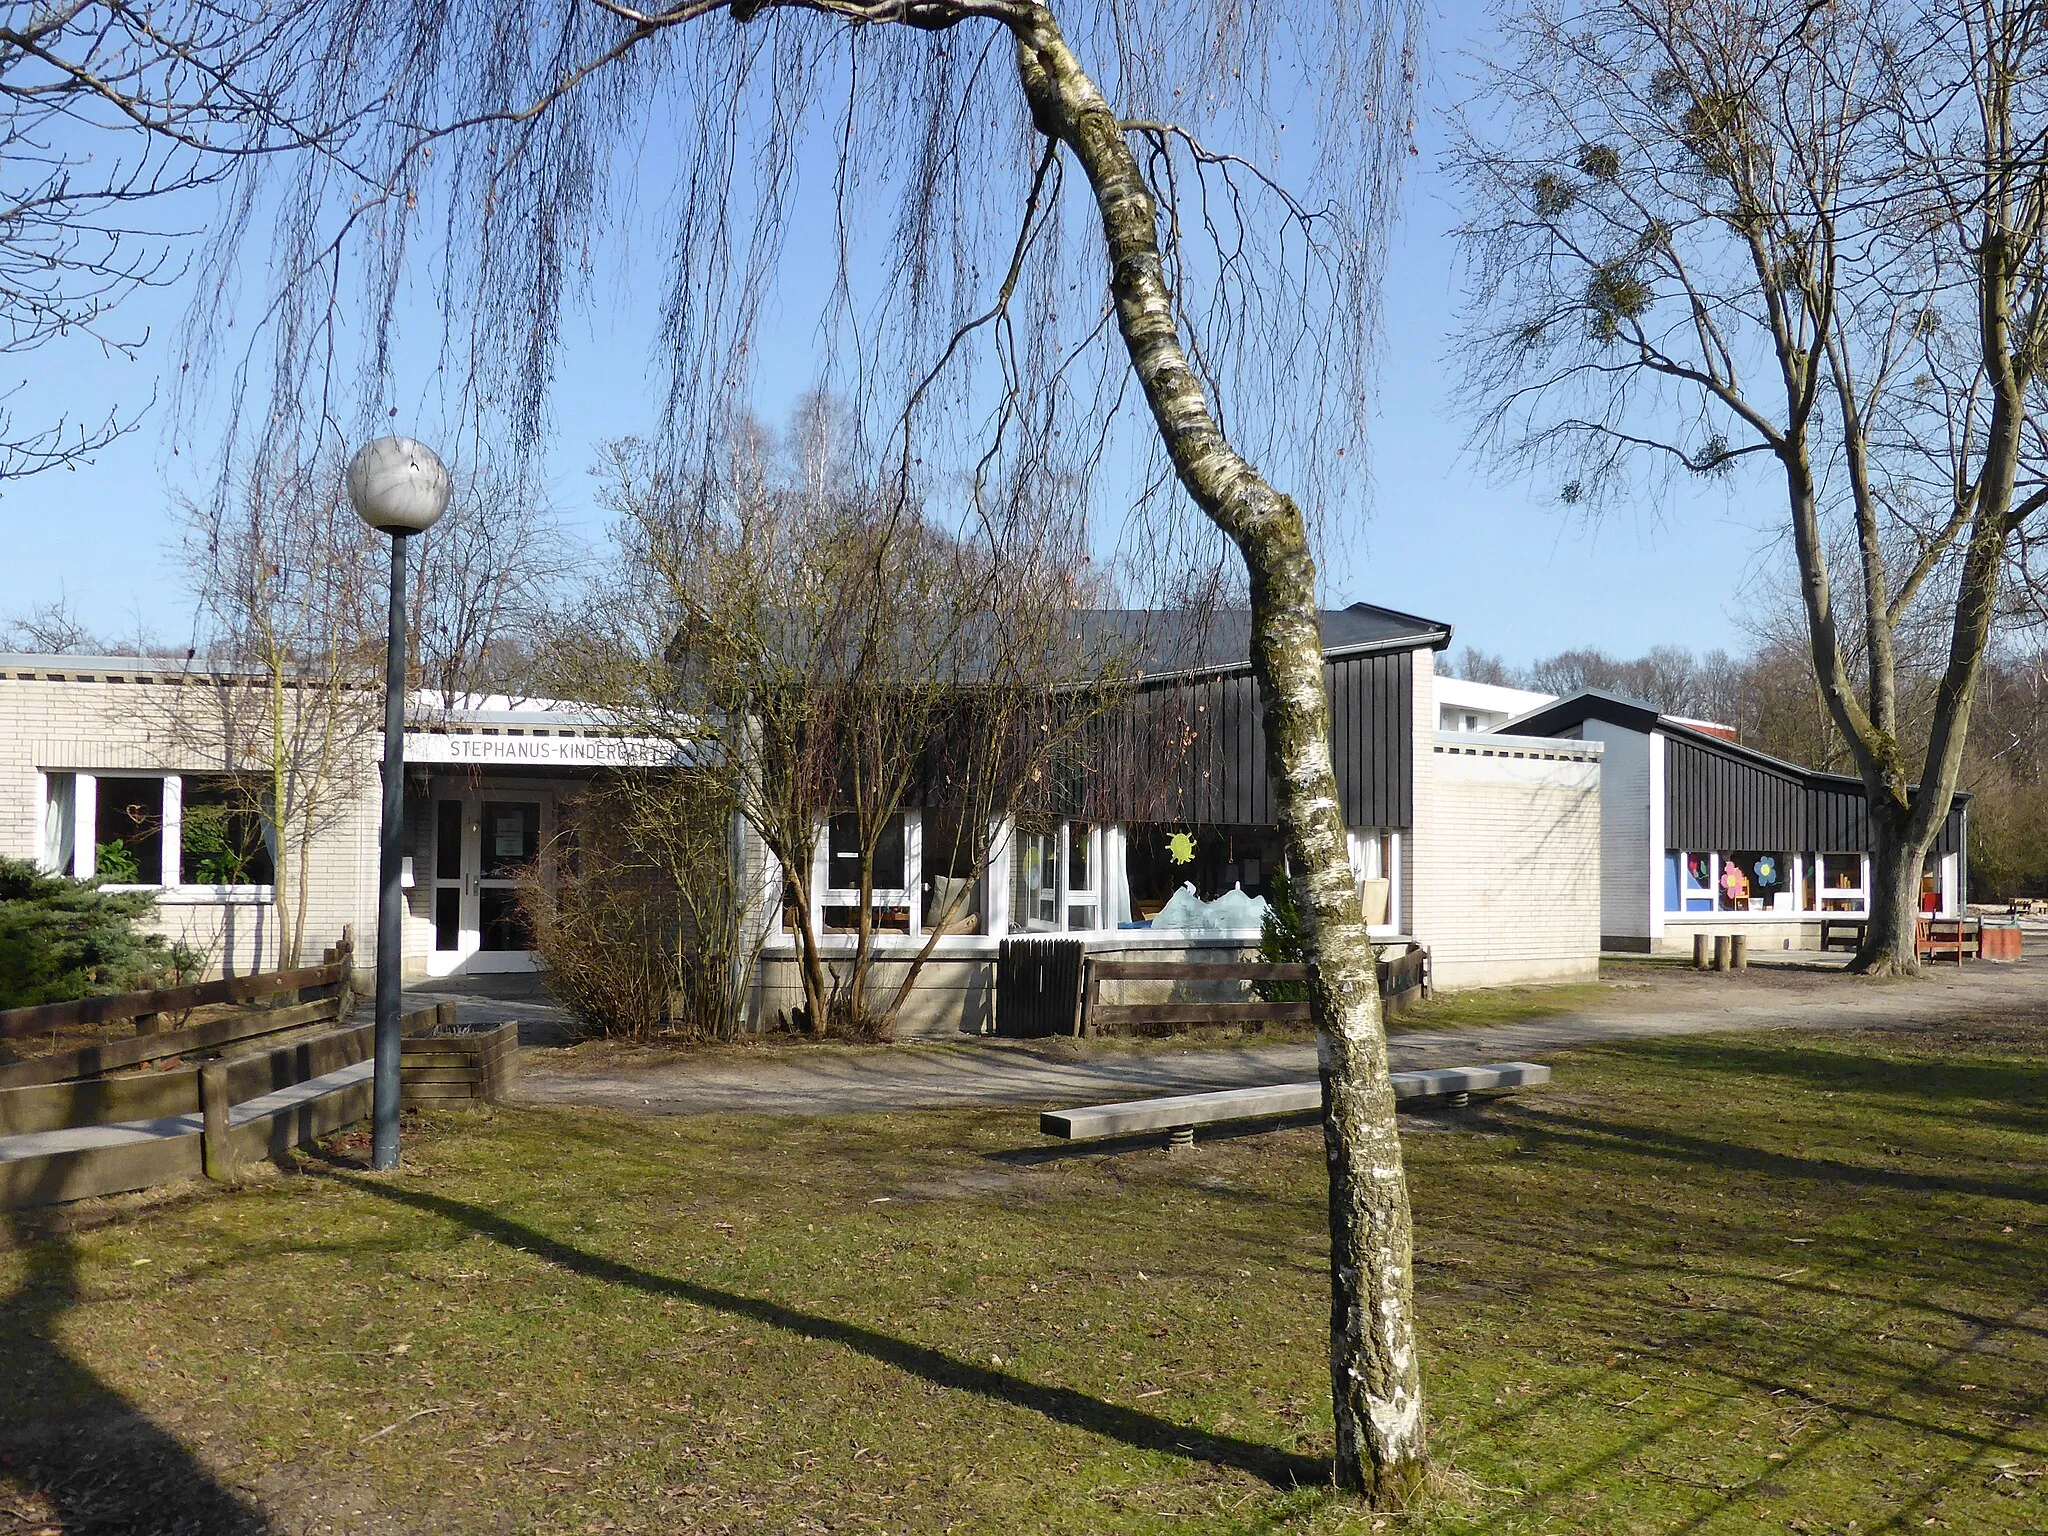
[1012,10,1427,1502]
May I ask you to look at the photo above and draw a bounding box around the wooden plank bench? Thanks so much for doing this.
[1041,1061,1551,1149]
[1080,946,1432,1037]
[1819,919,1865,953]
[1918,916,1981,966]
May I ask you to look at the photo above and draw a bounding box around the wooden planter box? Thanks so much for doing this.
[400,1021,519,1108]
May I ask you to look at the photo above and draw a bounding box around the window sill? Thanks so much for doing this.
[155,885,277,906]
[1662,908,1855,921]
[762,928,1275,958]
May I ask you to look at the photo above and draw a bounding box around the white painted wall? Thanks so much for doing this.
[0,667,380,978]
[1575,718,1653,946]
[1410,733,1604,988]
[1432,673,1556,733]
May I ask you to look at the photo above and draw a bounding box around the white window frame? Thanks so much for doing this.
[1002,818,1104,935]
[1062,821,1101,933]
[38,770,277,902]
[813,809,922,940]
[1670,849,1867,919]
[1010,820,1062,934]
[1672,850,1717,913]
[1346,827,1403,936]
[1812,851,1869,915]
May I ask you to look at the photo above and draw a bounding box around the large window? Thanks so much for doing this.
[1717,850,1792,913]
[1800,853,1867,913]
[1123,823,1286,924]
[39,771,275,892]
[93,777,164,886]
[178,776,277,886]
[1010,817,1099,933]
[1667,849,1865,916]
[919,807,984,935]
[1347,827,1400,931]
[821,811,912,934]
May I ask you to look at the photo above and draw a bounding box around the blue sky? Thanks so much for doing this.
[2,5,1781,666]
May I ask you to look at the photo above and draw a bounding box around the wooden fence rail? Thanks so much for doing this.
[0,956,351,1041]
[0,934,356,1090]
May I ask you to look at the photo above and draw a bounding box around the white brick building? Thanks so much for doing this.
[2,626,1610,1022]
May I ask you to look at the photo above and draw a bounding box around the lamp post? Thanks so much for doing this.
[346,435,452,1171]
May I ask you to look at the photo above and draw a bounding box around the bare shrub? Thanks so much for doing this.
[520,774,755,1043]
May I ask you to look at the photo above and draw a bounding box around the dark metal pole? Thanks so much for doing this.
[373,529,409,1170]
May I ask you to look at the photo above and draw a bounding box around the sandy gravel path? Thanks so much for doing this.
[507,951,2048,1117]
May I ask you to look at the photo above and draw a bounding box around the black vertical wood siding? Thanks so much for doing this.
[1084,649,1415,829]
[1664,733,1970,856]
[1663,736,1805,851]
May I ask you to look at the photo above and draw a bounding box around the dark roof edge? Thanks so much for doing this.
[1121,603,1451,687]
[1328,601,1456,657]
[1511,689,1972,807]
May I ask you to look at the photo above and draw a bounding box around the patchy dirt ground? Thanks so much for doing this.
[510,953,2048,1116]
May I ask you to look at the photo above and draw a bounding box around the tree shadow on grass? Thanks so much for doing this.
[1598,1036,2048,1117]
[319,1169,1329,1491]
[0,1200,273,1535]
[1488,1099,2048,1210]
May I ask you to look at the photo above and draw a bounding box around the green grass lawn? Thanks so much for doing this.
[2,1016,2043,1534]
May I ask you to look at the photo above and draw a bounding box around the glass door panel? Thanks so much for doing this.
[426,797,470,978]
[471,800,542,969]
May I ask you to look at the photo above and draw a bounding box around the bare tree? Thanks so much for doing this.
[0,3,342,485]
[222,0,1427,1501]
[2,596,101,654]
[177,459,382,967]
[1452,0,2048,972]
[564,408,1122,1041]
[409,462,568,712]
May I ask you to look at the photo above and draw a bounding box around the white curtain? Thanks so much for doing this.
[42,773,75,876]
[1106,824,1133,927]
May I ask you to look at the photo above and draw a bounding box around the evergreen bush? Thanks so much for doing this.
[0,858,198,1010]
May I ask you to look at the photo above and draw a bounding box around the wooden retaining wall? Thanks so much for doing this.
[0,1002,464,1211]
[400,1022,519,1107]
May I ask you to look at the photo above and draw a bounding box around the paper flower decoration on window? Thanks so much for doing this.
[1166,831,1197,865]
[1754,856,1778,886]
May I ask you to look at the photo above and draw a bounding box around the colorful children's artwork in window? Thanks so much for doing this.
[1720,859,1750,907]
[1679,852,1715,911]
[1719,851,1791,911]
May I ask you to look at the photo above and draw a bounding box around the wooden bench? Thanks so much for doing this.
[1819,918,1865,953]
[1079,946,1432,1037]
[1041,1061,1551,1149]
[1918,916,1981,966]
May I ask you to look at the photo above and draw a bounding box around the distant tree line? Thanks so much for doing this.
[1446,640,2048,900]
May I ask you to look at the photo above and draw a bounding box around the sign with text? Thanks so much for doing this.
[403,732,683,768]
